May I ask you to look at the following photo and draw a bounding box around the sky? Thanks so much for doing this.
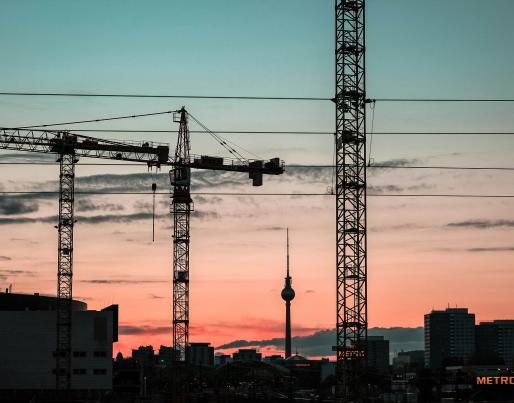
[0,0,513,358]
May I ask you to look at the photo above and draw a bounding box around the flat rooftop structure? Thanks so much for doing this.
[0,291,87,311]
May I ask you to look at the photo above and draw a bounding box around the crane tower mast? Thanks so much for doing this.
[335,0,368,401]
[170,108,192,362]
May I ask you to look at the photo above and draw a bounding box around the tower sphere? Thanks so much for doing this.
[281,286,295,301]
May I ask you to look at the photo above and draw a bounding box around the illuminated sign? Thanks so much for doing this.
[476,376,514,385]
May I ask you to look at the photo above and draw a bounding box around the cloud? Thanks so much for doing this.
[76,199,125,212]
[0,152,54,162]
[447,219,514,229]
[119,324,171,336]
[305,290,315,294]
[0,197,39,215]
[0,269,36,281]
[467,246,514,252]
[148,293,166,299]
[0,212,168,225]
[80,279,167,285]
[371,158,421,168]
[0,256,12,261]
[216,327,424,357]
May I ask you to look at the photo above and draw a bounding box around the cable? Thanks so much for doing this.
[4,128,514,136]
[186,112,248,160]
[3,92,514,103]
[367,100,377,166]
[0,92,329,101]
[1,191,514,198]
[0,162,513,171]
[2,92,514,102]
[8,110,175,130]
[373,98,514,102]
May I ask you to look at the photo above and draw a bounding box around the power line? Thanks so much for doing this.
[4,128,514,136]
[1,191,513,198]
[7,110,175,129]
[373,98,514,102]
[0,92,329,101]
[2,92,514,103]
[0,162,513,171]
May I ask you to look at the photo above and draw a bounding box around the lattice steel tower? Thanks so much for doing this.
[335,0,368,401]
[170,107,192,361]
[56,146,76,391]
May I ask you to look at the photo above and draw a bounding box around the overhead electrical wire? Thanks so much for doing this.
[3,128,514,136]
[0,92,330,101]
[2,91,514,102]
[8,110,175,130]
[0,191,513,198]
[0,162,513,171]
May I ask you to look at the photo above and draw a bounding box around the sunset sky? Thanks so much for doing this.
[1,0,514,357]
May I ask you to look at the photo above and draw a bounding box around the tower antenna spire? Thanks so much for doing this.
[286,227,290,277]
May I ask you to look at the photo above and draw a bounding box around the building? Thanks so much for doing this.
[0,291,118,391]
[214,354,231,366]
[476,320,514,367]
[132,345,155,366]
[280,228,295,359]
[393,350,425,369]
[233,348,262,362]
[366,336,390,370]
[186,342,214,366]
[157,345,176,367]
[424,307,475,369]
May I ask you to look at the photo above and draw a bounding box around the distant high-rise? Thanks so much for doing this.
[281,228,295,359]
[424,307,475,369]
[366,336,390,370]
[476,320,514,367]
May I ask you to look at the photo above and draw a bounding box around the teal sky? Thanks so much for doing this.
[1,1,514,353]
[1,0,514,165]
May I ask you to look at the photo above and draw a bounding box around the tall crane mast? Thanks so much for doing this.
[170,108,192,363]
[169,107,284,361]
[0,129,169,391]
[335,0,368,401]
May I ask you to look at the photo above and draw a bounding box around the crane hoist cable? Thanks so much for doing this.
[186,112,250,161]
[367,100,377,167]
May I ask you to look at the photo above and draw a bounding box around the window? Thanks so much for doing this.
[93,368,107,375]
[94,351,108,358]
[73,351,87,357]
[72,369,86,375]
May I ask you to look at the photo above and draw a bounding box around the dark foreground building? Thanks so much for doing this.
[0,291,118,400]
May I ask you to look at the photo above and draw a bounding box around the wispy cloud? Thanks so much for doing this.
[148,293,167,299]
[467,246,514,252]
[0,256,12,261]
[0,197,39,215]
[80,279,167,285]
[216,327,424,357]
[0,212,167,225]
[447,219,514,229]
[76,199,125,212]
[0,269,36,281]
[119,324,171,336]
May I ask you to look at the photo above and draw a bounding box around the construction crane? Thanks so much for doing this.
[0,129,169,391]
[169,107,284,362]
[0,112,284,391]
[334,0,368,401]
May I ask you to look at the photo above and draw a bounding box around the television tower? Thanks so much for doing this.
[281,228,295,358]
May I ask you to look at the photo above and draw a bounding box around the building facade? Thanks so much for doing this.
[424,307,475,369]
[0,292,118,391]
[186,342,214,367]
[476,320,514,367]
[366,336,390,370]
[233,349,262,362]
